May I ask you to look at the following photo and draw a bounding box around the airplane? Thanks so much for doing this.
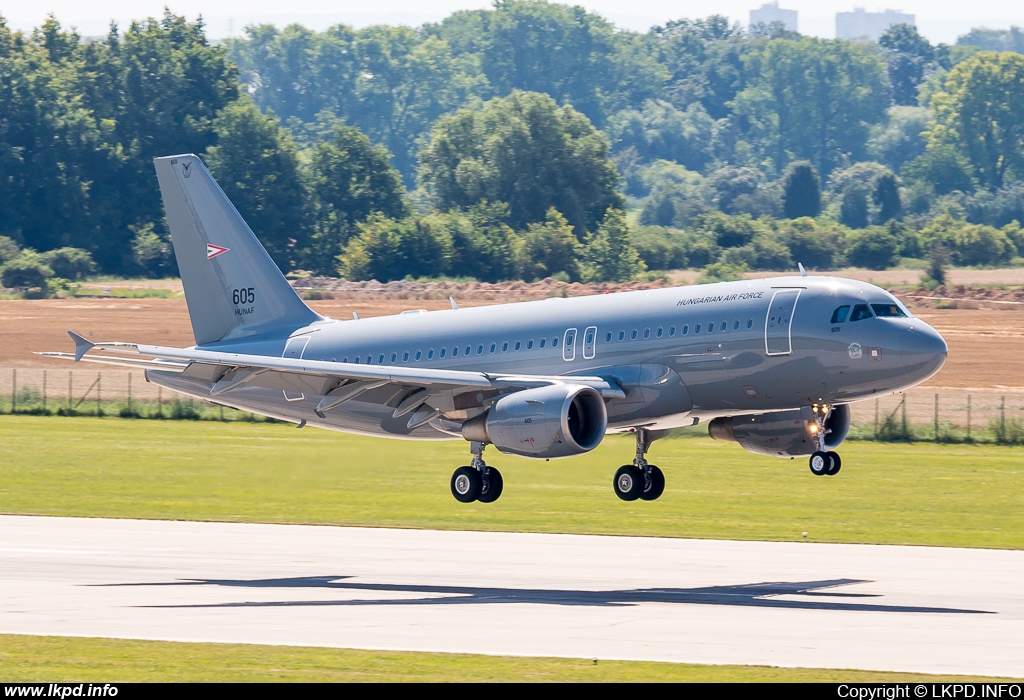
[41,154,948,504]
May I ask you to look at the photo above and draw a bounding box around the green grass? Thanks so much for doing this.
[0,635,1017,682]
[1,416,1022,548]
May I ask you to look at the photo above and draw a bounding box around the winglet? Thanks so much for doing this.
[67,331,95,362]
[798,263,807,277]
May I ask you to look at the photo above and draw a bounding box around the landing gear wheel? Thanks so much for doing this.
[451,466,482,503]
[477,467,504,503]
[640,465,665,501]
[809,451,831,476]
[825,452,842,476]
[614,465,645,501]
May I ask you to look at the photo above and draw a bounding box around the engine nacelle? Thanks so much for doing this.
[708,404,851,458]
[462,384,608,458]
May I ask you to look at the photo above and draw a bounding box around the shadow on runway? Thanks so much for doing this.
[100,576,990,614]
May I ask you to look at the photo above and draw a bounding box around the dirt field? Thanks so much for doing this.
[1,286,1021,390]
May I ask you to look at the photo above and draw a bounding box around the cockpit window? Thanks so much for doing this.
[871,303,907,318]
[850,304,873,322]
[831,305,850,324]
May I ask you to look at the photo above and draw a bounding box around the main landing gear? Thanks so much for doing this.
[614,428,666,502]
[450,441,504,503]
[807,404,842,476]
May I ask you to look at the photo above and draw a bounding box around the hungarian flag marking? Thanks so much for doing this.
[207,244,229,260]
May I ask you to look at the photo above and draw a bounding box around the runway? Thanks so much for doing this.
[1,515,1022,677]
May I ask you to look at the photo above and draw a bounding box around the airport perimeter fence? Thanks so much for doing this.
[0,368,1022,444]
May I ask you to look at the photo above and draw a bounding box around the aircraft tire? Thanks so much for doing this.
[640,465,665,501]
[809,451,831,476]
[614,465,645,501]
[825,452,842,476]
[451,466,482,503]
[477,467,504,503]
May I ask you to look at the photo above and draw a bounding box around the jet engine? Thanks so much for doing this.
[708,404,851,458]
[461,384,608,458]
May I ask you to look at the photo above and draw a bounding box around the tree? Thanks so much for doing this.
[582,208,645,282]
[873,173,902,223]
[304,123,408,273]
[901,144,976,195]
[732,37,889,176]
[867,106,930,171]
[0,251,52,288]
[40,247,95,280]
[879,24,935,106]
[840,187,870,229]
[928,52,1024,189]
[418,91,623,237]
[517,208,582,281]
[0,236,20,265]
[847,227,899,269]
[204,98,308,271]
[337,214,453,282]
[782,161,821,219]
[608,100,715,172]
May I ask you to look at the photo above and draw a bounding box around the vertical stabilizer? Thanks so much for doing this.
[154,154,322,345]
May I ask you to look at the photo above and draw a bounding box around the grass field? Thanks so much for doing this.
[1,416,1022,548]
[2,635,1020,683]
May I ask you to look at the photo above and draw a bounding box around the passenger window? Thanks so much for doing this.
[465,345,471,355]
[452,346,458,357]
[695,324,701,334]
[872,303,907,318]
[502,342,509,352]
[539,339,546,348]
[733,320,739,330]
[831,305,851,324]
[366,355,372,364]
[618,330,625,341]
[403,352,409,362]
[682,324,689,335]
[478,345,484,355]
[630,329,638,340]
[669,325,676,336]
[747,319,753,329]
[528,340,534,349]
[553,337,559,348]
[342,357,348,363]
[850,304,873,322]
[390,352,397,362]
[353,357,360,364]
[439,348,446,359]
[643,328,651,339]
[415,350,422,361]
[427,349,434,359]
[721,321,727,331]
[514,341,521,351]
[378,354,385,364]
[605,332,612,343]
[489,343,496,353]
[656,326,663,338]
[706,321,714,334]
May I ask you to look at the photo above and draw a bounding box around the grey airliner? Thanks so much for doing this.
[42,155,948,503]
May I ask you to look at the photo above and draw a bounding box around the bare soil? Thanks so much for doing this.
[1,281,1021,389]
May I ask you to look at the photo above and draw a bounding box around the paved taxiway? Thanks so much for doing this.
[1,515,1022,677]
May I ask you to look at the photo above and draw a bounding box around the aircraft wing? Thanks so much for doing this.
[38,332,625,422]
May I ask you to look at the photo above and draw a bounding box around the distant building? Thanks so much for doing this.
[750,2,798,33]
[836,8,915,42]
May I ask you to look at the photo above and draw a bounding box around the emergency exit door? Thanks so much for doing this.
[765,289,800,356]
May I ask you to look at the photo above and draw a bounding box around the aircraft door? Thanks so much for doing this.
[764,289,800,356]
[282,335,310,401]
[563,328,577,361]
[583,326,597,359]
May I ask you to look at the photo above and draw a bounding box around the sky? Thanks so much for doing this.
[3,0,1022,44]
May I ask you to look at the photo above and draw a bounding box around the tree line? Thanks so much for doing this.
[1,3,1024,289]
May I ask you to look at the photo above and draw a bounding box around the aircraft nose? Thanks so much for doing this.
[905,322,948,378]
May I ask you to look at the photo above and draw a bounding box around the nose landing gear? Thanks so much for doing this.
[807,405,842,476]
[450,441,504,503]
[614,428,667,501]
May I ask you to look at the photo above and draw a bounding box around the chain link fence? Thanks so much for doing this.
[0,368,1022,443]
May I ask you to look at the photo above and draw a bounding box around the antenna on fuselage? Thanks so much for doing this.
[352,312,360,320]
[449,296,459,310]
[798,263,807,277]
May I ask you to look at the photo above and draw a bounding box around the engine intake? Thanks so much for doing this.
[462,384,607,458]
[708,404,851,457]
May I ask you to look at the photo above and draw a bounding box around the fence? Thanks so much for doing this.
[0,368,1022,442]
[0,368,271,422]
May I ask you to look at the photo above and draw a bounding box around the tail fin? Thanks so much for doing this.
[154,154,322,346]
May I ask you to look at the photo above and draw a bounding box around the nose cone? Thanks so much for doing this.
[904,322,948,382]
